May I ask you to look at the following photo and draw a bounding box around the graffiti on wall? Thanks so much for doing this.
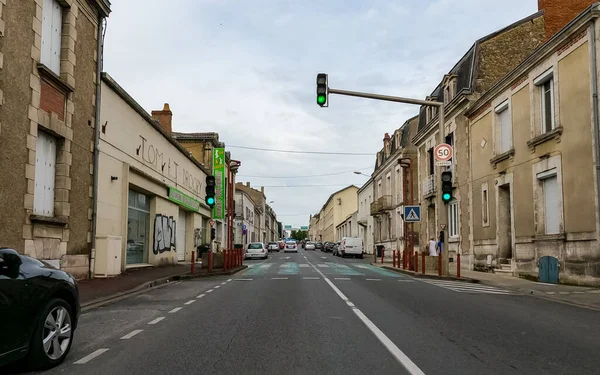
[194,228,202,247]
[153,214,176,254]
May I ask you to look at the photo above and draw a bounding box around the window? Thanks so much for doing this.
[444,86,450,104]
[127,190,150,265]
[541,174,560,234]
[534,69,555,134]
[428,148,434,175]
[495,101,512,153]
[481,183,489,226]
[41,0,63,75]
[33,131,57,216]
[448,200,459,238]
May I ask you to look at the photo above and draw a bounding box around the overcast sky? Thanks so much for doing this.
[103,0,538,228]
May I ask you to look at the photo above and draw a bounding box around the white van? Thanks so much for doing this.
[337,237,364,258]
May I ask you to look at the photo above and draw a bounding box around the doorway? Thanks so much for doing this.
[176,210,187,261]
[497,184,513,262]
[428,205,436,242]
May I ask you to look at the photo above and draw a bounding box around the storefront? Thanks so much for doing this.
[93,73,212,277]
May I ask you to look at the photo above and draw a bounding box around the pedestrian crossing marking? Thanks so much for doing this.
[317,264,329,268]
[355,265,370,269]
[260,264,272,268]
[422,280,512,294]
[299,264,310,267]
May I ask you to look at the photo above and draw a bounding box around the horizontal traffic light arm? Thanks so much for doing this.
[327,87,442,107]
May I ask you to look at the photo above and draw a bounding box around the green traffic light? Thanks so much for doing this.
[317,95,326,104]
[207,197,215,205]
[442,193,451,202]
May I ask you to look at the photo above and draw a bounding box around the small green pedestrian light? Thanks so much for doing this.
[316,73,328,107]
[442,193,451,201]
[317,95,326,104]
[441,171,453,204]
[206,197,215,205]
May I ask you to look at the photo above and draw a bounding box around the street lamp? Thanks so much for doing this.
[353,171,370,177]
[398,157,415,269]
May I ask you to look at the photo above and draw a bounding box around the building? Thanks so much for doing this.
[234,188,256,246]
[236,182,273,243]
[336,211,358,241]
[371,117,420,254]
[413,11,545,264]
[0,0,111,279]
[308,213,320,241]
[357,179,375,254]
[312,185,359,243]
[265,204,278,242]
[93,74,212,276]
[465,2,600,284]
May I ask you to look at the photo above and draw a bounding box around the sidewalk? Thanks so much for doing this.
[373,261,600,310]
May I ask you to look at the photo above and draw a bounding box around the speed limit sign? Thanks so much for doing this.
[434,143,453,161]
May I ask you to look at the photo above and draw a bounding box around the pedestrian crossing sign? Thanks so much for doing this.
[404,205,421,222]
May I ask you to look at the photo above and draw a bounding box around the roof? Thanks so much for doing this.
[320,185,360,212]
[100,73,211,176]
[172,132,225,147]
[374,115,419,173]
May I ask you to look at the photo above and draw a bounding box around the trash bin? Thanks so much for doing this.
[376,245,385,257]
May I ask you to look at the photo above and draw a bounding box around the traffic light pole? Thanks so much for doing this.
[327,87,449,276]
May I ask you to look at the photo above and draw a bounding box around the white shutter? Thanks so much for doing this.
[50,1,63,74]
[33,132,56,216]
[41,0,54,67]
[543,176,560,234]
[45,135,56,216]
[500,109,512,152]
[176,210,187,261]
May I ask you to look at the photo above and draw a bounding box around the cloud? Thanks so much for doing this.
[103,0,538,227]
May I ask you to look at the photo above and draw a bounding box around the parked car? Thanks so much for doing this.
[0,248,80,370]
[336,237,364,258]
[245,242,268,259]
[284,240,298,253]
[304,242,316,250]
[267,242,279,252]
[324,242,335,253]
[315,242,323,251]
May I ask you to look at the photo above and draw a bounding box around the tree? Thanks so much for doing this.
[292,230,308,241]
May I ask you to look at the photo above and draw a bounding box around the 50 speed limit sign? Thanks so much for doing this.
[434,143,453,161]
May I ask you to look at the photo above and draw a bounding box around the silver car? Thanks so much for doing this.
[245,242,269,259]
[304,242,316,250]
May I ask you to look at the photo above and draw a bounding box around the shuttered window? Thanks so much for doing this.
[41,0,63,75]
[542,175,560,234]
[448,200,459,238]
[33,131,57,216]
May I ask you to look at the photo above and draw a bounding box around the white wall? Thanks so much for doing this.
[358,180,374,254]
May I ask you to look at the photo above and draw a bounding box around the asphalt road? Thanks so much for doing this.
[15,246,600,375]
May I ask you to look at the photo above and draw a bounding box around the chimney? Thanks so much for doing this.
[151,103,173,136]
[261,186,265,194]
[538,0,595,40]
[383,132,391,157]
[246,182,250,187]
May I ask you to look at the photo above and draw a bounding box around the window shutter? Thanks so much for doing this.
[543,176,560,234]
[500,110,512,152]
[33,133,47,215]
[40,0,54,67]
[50,1,63,74]
[45,136,56,216]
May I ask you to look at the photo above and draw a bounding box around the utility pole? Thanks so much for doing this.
[319,78,449,275]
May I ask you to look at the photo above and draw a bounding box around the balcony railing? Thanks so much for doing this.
[370,195,393,215]
[422,174,435,196]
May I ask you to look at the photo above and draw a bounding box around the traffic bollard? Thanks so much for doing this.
[224,250,228,271]
[438,253,442,276]
[403,250,407,269]
[191,251,195,275]
[208,251,213,273]
[421,253,425,274]
[414,251,418,272]
[380,248,384,264]
[457,253,461,278]
[392,251,396,268]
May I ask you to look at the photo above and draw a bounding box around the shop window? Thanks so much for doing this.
[127,190,150,265]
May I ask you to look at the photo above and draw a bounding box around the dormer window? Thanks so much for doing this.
[443,75,458,105]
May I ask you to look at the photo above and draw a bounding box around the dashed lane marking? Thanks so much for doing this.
[303,277,320,280]
[196,294,206,299]
[334,278,351,280]
[74,349,109,365]
[185,300,196,305]
[236,278,253,281]
[206,289,214,293]
[214,285,221,289]
[147,317,165,325]
[272,277,288,280]
[120,330,143,340]
[169,307,182,313]
[366,278,382,281]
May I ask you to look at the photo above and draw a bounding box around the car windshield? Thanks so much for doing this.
[248,243,262,249]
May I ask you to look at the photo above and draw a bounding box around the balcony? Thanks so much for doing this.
[422,174,435,196]
[370,195,393,215]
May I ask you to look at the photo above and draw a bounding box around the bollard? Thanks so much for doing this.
[421,253,425,274]
[191,251,195,275]
[208,251,213,273]
[457,253,461,278]
[392,250,396,268]
[414,251,418,272]
[224,250,228,271]
[438,253,442,276]
[404,250,407,269]
[380,248,384,264]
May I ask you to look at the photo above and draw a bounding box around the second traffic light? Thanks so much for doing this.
[210,228,216,241]
[441,171,453,204]
[316,73,328,107]
[205,175,216,208]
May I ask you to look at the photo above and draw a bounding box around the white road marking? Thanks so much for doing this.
[148,317,165,325]
[206,289,214,293]
[317,264,329,268]
[366,278,382,281]
[214,285,221,288]
[321,257,327,259]
[299,264,310,267]
[120,329,143,340]
[307,260,425,375]
[397,280,414,282]
[169,307,182,313]
[260,264,272,268]
[74,349,109,364]
[227,278,233,282]
[347,301,355,307]
[272,277,288,280]
[196,294,206,298]
[236,278,253,281]
[185,300,196,305]
[422,280,512,294]
[355,264,370,269]
[334,277,351,280]
[303,277,320,280]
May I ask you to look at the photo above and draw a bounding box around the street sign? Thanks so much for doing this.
[440,224,446,230]
[209,220,215,227]
[435,160,452,167]
[213,148,226,219]
[404,205,421,222]
[284,225,292,229]
[434,143,453,162]
[300,226,308,230]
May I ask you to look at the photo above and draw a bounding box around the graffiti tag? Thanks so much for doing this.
[153,214,176,254]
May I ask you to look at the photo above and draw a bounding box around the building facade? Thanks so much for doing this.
[413,12,545,263]
[0,0,111,279]
[311,185,359,243]
[93,74,212,276]
[234,189,256,246]
[466,3,600,284]
[357,179,375,254]
[336,211,358,241]
[371,117,420,254]
[236,182,273,243]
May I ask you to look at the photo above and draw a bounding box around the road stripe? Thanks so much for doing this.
[197,293,206,298]
[355,264,370,269]
[227,279,233,282]
[260,264,272,268]
[303,277,320,280]
[307,260,424,375]
[366,278,382,281]
[169,307,182,313]
[185,300,196,305]
[317,264,329,268]
[235,278,253,281]
[272,277,288,280]
[299,264,310,267]
[397,280,414,282]
[334,277,351,280]
[206,289,214,293]
[214,285,221,288]
[74,349,109,364]
[120,330,143,340]
[148,317,165,325]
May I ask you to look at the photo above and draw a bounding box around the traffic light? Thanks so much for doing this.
[441,171,453,203]
[205,175,216,208]
[210,228,216,241]
[316,73,328,107]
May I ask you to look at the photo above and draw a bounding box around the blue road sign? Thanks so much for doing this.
[404,205,421,222]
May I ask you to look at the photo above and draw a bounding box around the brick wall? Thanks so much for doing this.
[40,79,66,120]
[539,0,596,40]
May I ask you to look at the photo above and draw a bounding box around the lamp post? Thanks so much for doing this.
[399,157,414,267]
[354,171,370,177]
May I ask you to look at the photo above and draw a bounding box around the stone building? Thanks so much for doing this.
[0,0,110,278]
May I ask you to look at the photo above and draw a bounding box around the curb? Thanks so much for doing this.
[377,264,480,283]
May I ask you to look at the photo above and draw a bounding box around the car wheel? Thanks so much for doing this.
[27,298,74,370]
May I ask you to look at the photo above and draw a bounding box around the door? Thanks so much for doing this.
[176,210,187,261]
[538,256,559,284]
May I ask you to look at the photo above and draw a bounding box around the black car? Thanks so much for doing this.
[0,248,80,370]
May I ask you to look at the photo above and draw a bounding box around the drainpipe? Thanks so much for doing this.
[89,16,107,279]
[591,20,600,240]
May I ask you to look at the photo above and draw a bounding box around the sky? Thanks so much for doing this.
[103,0,538,228]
